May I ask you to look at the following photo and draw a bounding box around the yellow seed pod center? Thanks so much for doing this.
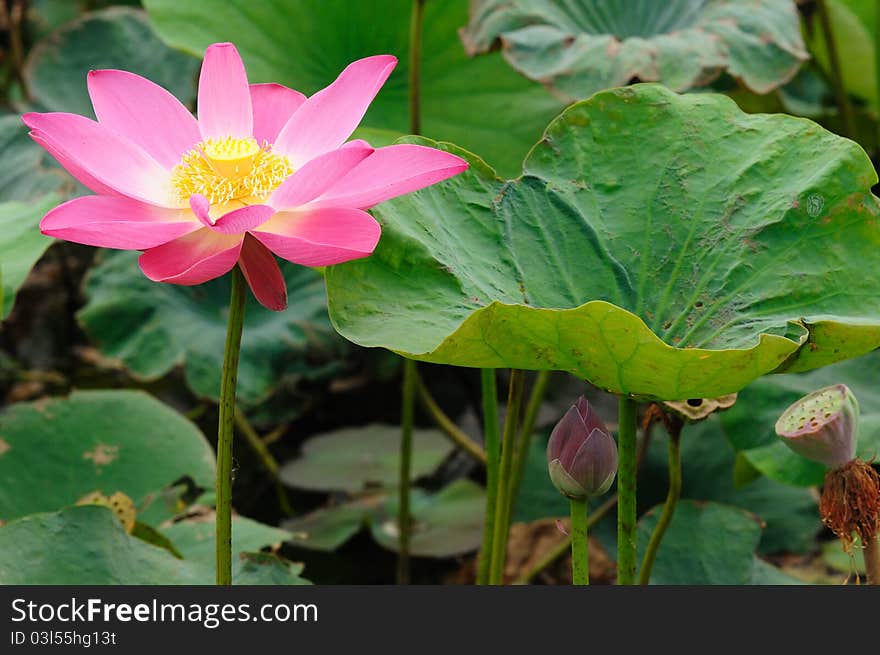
[203,136,261,178]
[171,137,293,206]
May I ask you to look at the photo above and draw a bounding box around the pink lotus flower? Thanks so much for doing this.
[23,43,468,311]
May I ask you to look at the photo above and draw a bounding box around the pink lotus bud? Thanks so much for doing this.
[775,384,859,469]
[546,397,618,499]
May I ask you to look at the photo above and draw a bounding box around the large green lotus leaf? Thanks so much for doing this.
[0,390,215,522]
[636,500,762,584]
[326,84,880,401]
[461,0,807,101]
[0,197,56,320]
[0,506,307,584]
[278,424,454,493]
[0,115,73,202]
[640,418,818,554]
[721,349,880,487]
[23,7,199,117]
[161,514,291,563]
[142,0,564,178]
[282,497,374,552]
[78,250,344,406]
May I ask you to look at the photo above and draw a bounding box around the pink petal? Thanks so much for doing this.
[311,144,468,209]
[139,229,243,285]
[273,55,397,166]
[251,207,380,267]
[268,143,373,210]
[88,69,201,168]
[23,112,173,207]
[239,235,287,311]
[41,195,199,249]
[198,43,252,140]
[188,195,275,233]
[250,83,306,145]
[29,131,119,197]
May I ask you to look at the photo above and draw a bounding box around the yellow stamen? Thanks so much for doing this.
[170,137,292,205]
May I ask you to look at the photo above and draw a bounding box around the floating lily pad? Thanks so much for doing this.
[636,500,763,584]
[161,514,291,562]
[461,0,807,101]
[0,505,307,584]
[282,498,375,552]
[284,479,485,557]
[143,0,564,178]
[23,7,199,116]
[78,250,344,406]
[0,197,57,319]
[0,389,215,521]
[327,84,880,401]
[371,479,485,557]
[279,424,454,493]
[722,349,880,487]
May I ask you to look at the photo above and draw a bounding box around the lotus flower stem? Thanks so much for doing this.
[570,497,589,584]
[508,371,552,511]
[215,265,247,585]
[515,494,618,584]
[866,536,880,584]
[488,370,525,584]
[616,396,639,585]
[416,375,487,464]
[638,417,683,585]
[477,368,500,585]
[397,358,418,584]
[816,0,855,137]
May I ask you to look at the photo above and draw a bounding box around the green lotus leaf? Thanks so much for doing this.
[0,197,56,320]
[78,250,345,406]
[142,0,564,178]
[326,84,880,401]
[461,0,807,101]
[0,389,215,522]
[0,116,73,202]
[370,479,485,557]
[23,7,199,117]
[279,424,454,493]
[640,418,818,554]
[0,506,308,584]
[721,349,880,487]
[283,479,485,558]
[160,514,292,563]
[636,500,763,584]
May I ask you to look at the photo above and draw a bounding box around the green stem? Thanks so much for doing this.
[570,497,589,585]
[507,371,552,512]
[397,359,417,584]
[408,0,425,135]
[416,376,487,464]
[638,418,682,585]
[477,369,500,585]
[488,370,525,585]
[616,395,639,585]
[515,494,617,584]
[215,266,246,585]
[816,0,855,137]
